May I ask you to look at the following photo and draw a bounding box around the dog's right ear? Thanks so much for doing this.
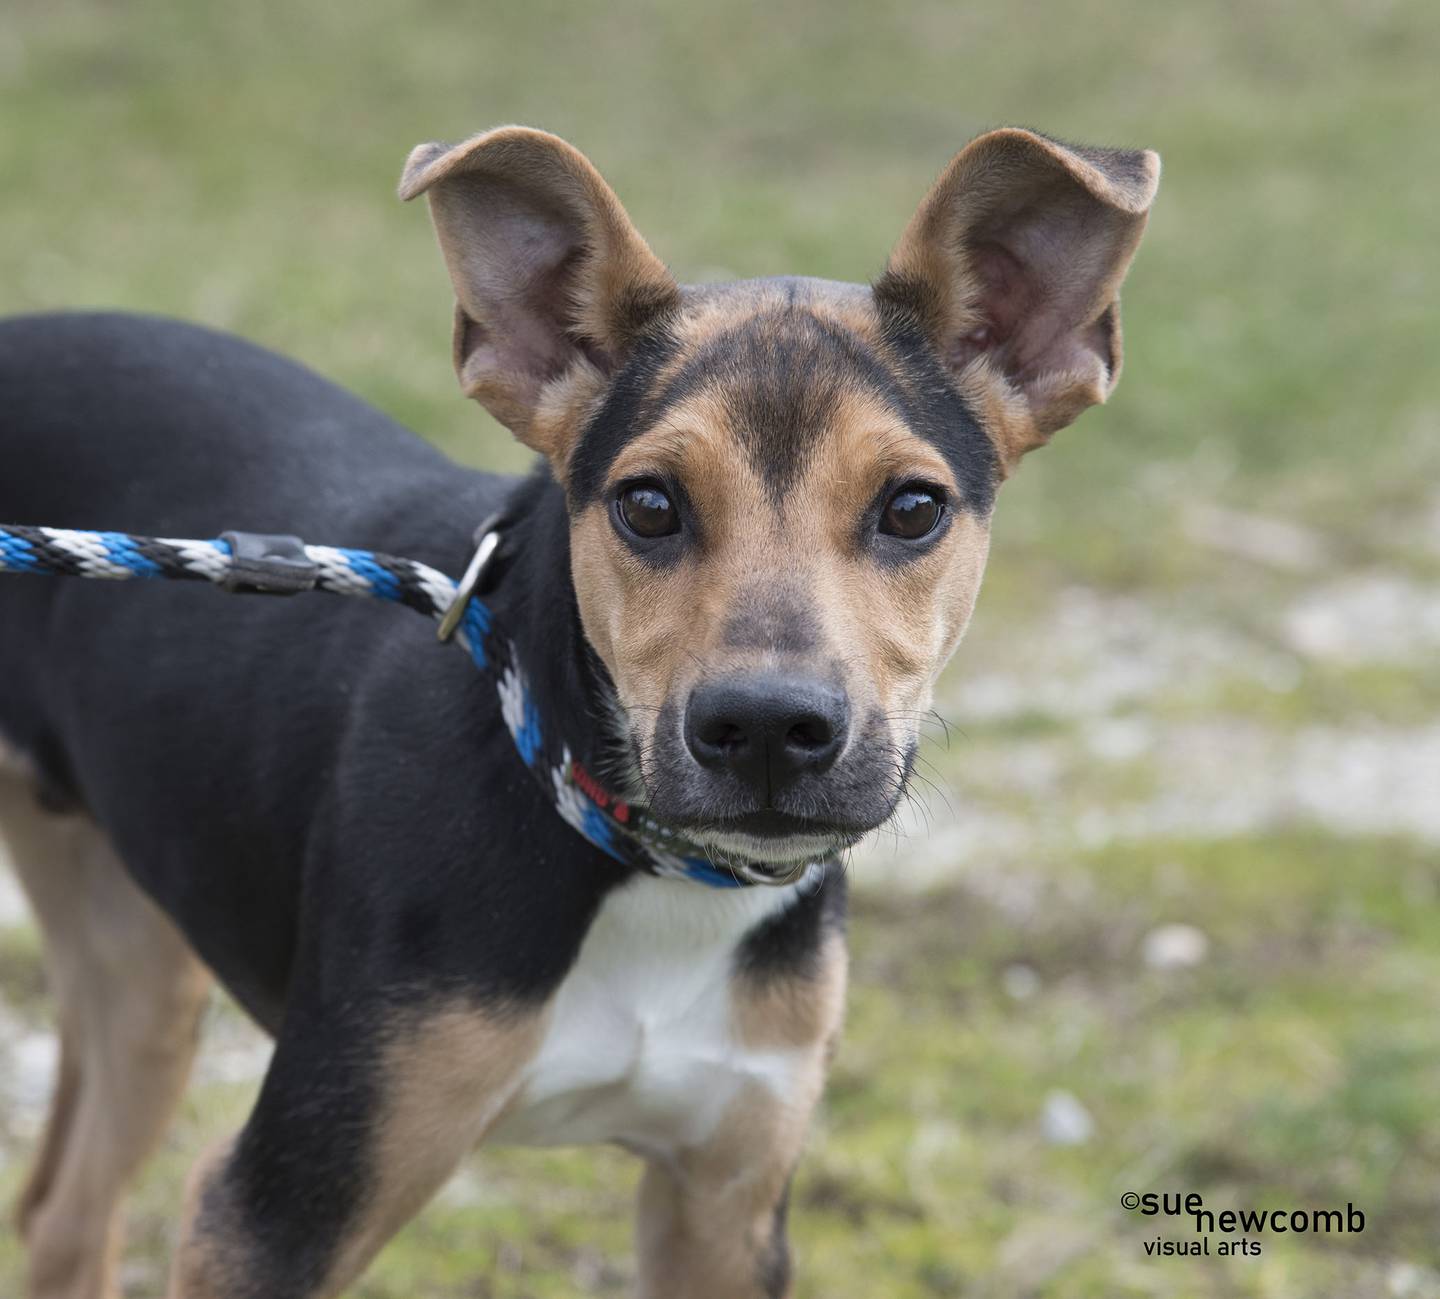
[400,127,679,461]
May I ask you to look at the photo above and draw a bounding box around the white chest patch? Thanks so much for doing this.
[488,874,807,1157]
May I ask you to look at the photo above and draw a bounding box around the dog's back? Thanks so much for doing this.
[0,312,493,541]
[0,312,510,1020]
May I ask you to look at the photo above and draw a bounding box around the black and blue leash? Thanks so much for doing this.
[0,521,826,892]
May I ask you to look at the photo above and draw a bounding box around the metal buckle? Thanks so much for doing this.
[436,523,502,643]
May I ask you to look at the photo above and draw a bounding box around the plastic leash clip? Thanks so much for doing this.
[218,532,319,596]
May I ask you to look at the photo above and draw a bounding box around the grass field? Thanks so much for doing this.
[3,1,1440,1295]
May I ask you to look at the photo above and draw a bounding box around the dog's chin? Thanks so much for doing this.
[669,812,870,877]
[692,828,854,866]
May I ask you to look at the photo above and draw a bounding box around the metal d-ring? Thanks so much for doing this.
[436,522,503,643]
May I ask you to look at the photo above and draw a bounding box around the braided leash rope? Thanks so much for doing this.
[0,524,456,613]
[0,523,827,892]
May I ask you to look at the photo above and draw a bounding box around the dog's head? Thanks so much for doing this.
[401,127,1158,869]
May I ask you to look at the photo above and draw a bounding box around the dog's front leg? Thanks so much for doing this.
[635,933,846,1299]
[167,995,545,1299]
[634,1075,821,1299]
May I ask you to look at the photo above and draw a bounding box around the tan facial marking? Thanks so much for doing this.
[569,302,994,796]
[954,354,1040,476]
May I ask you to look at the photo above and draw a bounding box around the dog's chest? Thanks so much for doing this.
[488,875,804,1156]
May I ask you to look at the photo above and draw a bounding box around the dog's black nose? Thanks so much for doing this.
[685,674,848,793]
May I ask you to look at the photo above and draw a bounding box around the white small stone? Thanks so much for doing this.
[1041,1089,1094,1146]
[118,1261,163,1293]
[196,1037,274,1086]
[1386,1261,1440,1298]
[1085,717,1154,763]
[1183,504,1328,573]
[1283,575,1440,664]
[1002,963,1041,1000]
[0,859,30,927]
[436,1165,487,1208]
[1142,923,1210,970]
[8,1030,58,1110]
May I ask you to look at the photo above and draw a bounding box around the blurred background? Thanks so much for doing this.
[2,1,1438,1295]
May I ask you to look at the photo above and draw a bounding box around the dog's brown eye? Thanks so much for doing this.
[880,485,943,540]
[618,482,680,539]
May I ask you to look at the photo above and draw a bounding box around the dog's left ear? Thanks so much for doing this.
[878,128,1160,469]
[400,127,679,462]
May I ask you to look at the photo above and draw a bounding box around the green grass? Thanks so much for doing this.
[3,0,1440,1295]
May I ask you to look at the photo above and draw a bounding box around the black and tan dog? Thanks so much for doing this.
[0,125,1156,1297]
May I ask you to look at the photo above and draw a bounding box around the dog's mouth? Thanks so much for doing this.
[609,696,912,872]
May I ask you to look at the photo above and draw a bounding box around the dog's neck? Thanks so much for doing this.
[487,465,634,797]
